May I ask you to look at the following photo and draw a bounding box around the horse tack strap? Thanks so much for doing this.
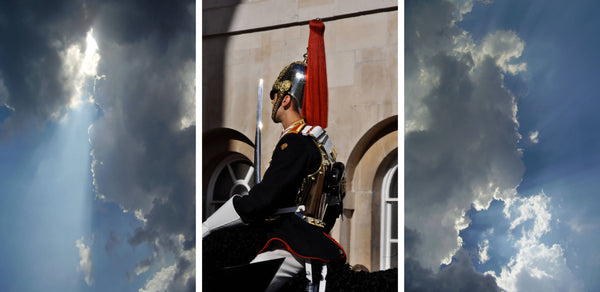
[305,260,327,292]
[319,264,328,292]
[305,261,313,290]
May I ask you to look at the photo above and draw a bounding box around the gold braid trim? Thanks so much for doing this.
[271,94,284,122]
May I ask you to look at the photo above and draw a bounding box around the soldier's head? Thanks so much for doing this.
[270,61,306,123]
[270,92,301,123]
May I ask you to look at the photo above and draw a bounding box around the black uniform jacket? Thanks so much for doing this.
[233,124,346,263]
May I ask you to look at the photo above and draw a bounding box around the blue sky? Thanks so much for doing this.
[0,1,195,291]
[406,0,600,291]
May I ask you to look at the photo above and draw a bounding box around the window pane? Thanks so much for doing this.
[391,242,398,269]
[391,202,398,239]
[207,155,258,218]
[389,168,397,198]
[214,167,233,200]
[231,162,252,181]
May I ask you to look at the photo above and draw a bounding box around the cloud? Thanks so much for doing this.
[104,230,122,254]
[406,232,503,292]
[135,256,154,276]
[85,1,195,289]
[0,0,93,136]
[139,264,177,292]
[528,131,539,144]
[406,0,525,270]
[491,192,584,291]
[406,1,585,291]
[451,0,476,21]
[448,0,495,22]
[475,31,527,75]
[60,29,101,109]
[138,234,195,292]
[506,192,551,236]
[0,74,8,107]
[478,239,490,264]
[0,0,195,289]
[76,237,94,286]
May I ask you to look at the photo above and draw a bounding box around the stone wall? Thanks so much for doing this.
[202,0,399,271]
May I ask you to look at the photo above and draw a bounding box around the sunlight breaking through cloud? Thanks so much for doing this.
[61,28,100,111]
[489,192,583,291]
[405,0,525,270]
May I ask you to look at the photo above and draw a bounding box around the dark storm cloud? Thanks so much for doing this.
[406,251,503,292]
[405,49,524,269]
[0,0,91,135]
[406,228,503,292]
[405,0,524,283]
[90,0,192,46]
[87,0,195,290]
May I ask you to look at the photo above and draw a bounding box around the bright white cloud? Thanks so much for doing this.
[450,0,495,22]
[60,28,100,111]
[178,60,195,130]
[479,239,490,264]
[506,192,552,238]
[138,234,195,292]
[451,0,476,21]
[76,237,94,286]
[475,30,527,75]
[492,192,583,291]
[82,30,100,77]
[135,209,147,224]
[139,264,177,292]
[133,263,150,276]
[529,131,539,144]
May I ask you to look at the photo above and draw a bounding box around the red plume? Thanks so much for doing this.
[302,19,328,129]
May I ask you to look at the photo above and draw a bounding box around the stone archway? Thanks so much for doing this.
[338,115,398,270]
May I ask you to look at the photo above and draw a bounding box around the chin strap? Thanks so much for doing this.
[202,196,245,238]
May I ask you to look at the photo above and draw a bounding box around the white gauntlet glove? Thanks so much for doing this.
[202,195,245,238]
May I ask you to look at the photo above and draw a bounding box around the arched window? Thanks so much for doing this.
[380,164,398,270]
[205,153,256,217]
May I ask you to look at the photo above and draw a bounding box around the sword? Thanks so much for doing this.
[254,79,263,184]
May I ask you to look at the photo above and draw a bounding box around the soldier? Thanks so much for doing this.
[203,20,345,291]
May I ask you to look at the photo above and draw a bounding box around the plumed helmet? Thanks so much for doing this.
[270,19,328,127]
[270,61,307,121]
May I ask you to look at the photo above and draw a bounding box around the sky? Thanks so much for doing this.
[405,0,600,291]
[0,1,195,291]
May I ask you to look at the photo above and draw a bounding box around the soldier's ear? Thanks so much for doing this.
[282,95,292,108]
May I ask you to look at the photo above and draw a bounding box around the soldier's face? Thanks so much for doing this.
[271,93,281,123]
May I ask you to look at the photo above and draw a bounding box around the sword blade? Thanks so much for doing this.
[255,79,263,184]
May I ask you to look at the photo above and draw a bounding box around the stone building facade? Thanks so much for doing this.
[202,0,398,271]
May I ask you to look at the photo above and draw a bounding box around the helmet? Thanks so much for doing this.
[269,19,328,127]
[270,61,307,122]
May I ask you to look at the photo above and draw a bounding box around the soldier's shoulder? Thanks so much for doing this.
[279,132,318,152]
[281,131,315,144]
